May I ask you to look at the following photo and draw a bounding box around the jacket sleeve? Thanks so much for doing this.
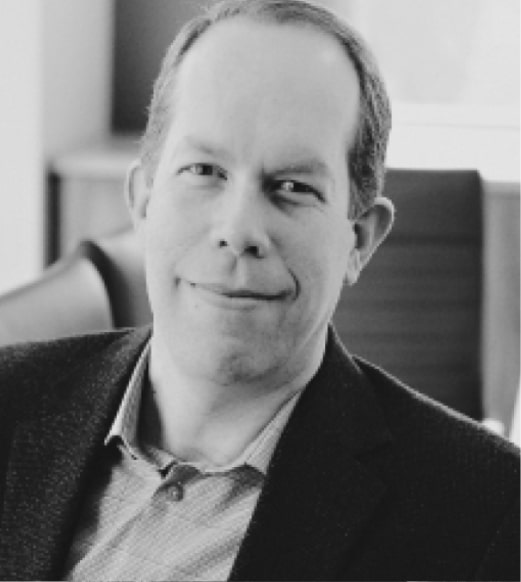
[474,496,520,581]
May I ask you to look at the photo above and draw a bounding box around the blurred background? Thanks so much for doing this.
[0,0,519,436]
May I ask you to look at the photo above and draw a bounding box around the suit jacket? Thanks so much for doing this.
[0,326,518,581]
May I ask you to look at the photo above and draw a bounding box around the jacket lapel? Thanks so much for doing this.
[0,327,150,580]
[230,329,393,581]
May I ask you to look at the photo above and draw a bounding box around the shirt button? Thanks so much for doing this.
[170,482,184,501]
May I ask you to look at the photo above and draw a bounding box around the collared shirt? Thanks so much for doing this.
[63,341,301,581]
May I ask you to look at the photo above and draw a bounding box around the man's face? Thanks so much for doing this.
[135,19,363,386]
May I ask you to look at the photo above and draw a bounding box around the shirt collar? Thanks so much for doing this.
[106,341,303,476]
[105,339,150,458]
[229,389,301,475]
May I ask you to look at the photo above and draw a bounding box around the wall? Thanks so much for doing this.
[0,0,114,294]
[43,0,113,158]
[0,1,43,293]
[112,0,208,133]
[352,0,519,111]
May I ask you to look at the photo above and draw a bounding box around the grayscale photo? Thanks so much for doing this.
[0,1,519,580]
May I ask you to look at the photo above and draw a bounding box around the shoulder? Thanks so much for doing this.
[354,355,519,526]
[0,327,142,377]
[0,327,150,456]
[355,355,519,470]
[350,356,519,579]
[0,327,150,406]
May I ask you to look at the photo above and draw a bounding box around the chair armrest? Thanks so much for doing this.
[0,249,113,346]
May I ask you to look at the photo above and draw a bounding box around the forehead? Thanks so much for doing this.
[166,18,360,164]
[183,16,356,79]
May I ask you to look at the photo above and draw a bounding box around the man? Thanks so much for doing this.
[0,0,518,580]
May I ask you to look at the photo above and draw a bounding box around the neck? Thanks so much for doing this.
[139,331,325,468]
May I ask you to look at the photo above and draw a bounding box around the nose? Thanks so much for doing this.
[211,182,270,259]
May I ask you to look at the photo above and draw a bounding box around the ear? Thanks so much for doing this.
[345,196,394,285]
[125,160,151,236]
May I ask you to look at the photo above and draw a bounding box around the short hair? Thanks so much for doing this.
[140,0,391,217]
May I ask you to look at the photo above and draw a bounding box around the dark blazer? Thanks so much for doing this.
[0,327,518,581]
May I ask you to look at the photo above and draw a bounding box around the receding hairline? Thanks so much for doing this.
[150,13,363,160]
[178,13,358,65]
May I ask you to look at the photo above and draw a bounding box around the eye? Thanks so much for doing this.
[187,164,217,176]
[274,179,322,203]
[179,163,226,184]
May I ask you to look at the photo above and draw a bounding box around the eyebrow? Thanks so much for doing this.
[175,136,230,159]
[272,159,332,178]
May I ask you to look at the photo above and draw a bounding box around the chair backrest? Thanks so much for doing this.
[334,169,483,419]
[84,229,151,327]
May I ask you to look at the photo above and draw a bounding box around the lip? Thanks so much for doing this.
[187,281,288,306]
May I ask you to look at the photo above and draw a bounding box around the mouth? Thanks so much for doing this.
[187,281,288,303]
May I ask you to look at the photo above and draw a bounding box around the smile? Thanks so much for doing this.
[187,281,286,307]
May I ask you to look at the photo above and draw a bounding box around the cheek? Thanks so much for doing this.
[283,215,352,303]
[144,188,205,263]
[141,208,194,300]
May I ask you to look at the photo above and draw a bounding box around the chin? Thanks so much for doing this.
[180,325,288,386]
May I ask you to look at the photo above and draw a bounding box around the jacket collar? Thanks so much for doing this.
[230,327,393,580]
[0,326,151,580]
